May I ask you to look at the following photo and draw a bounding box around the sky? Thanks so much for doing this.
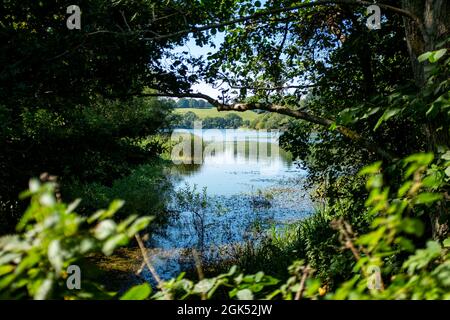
[172,33,226,99]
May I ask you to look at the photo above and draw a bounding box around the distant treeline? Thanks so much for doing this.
[248,112,290,130]
[175,98,213,109]
[172,111,249,129]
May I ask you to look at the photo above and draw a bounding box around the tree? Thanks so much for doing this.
[142,1,449,238]
[0,0,232,232]
[2,0,449,238]
[177,99,191,108]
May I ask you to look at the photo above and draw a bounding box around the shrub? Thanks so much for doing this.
[0,180,152,299]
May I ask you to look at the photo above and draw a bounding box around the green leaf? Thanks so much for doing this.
[102,234,128,256]
[193,278,215,294]
[445,166,450,177]
[227,265,237,276]
[329,122,337,131]
[236,289,254,300]
[79,238,96,254]
[414,192,442,205]
[0,265,14,277]
[359,161,382,175]
[404,153,434,166]
[443,238,450,248]
[398,181,412,197]
[401,218,424,236]
[255,271,264,282]
[88,200,124,223]
[422,172,441,188]
[0,252,21,265]
[126,216,153,237]
[120,283,151,300]
[430,49,447,63]
[34,277,54,300]
[117,214,138,233]
[48,240,63,274]
[426,103,439,118]
[0,274,16,291]
[418,52,432,63]
[404,241,442,274]
[442,151,450,161]
[94,220,117,240]
[374,108,401,130]
[360,107,381,120]
[336,108,357,125]
[67,198,81,213]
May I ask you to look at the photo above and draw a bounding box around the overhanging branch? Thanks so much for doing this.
[230,84,318,91]
[86,1,426,44]
[143,91,395,161]
[149,0,425,42]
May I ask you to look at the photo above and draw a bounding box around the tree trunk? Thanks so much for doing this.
[401,0,450,240]
[401,0,449,84]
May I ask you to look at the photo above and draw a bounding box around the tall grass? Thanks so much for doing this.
[210,206,354,286]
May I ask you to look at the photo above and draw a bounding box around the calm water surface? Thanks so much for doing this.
[143,129,313,282]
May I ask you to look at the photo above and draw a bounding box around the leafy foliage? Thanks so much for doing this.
[172,110,247,129]
[1,0,450,302]
[0,180,152,299]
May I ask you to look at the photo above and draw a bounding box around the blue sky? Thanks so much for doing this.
[172,33,225,99]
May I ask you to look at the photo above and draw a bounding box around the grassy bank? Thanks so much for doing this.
[174,108,260,122]
[202,206,353,288]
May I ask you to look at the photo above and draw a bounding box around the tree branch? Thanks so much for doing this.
[143,91,395,161]
[230,84,318,91]
[144,0,426,42]
[84,1,426,43]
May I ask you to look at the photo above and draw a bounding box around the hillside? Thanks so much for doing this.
[174,107,260,122]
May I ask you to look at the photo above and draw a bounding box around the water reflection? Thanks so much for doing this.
[143,129,312,283]
[170,129,298,196]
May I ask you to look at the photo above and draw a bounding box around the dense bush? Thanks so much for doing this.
[1,0,449,302]
[0,96,174,235]
[3,150,449,300]
[65,163,174,224]
[0,0,190,235]
[153,151,450,300]
[0,180,152,299]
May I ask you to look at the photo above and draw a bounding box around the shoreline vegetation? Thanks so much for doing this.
[86,128,303,292]
[1,0,450,301]
[173,107,291,130]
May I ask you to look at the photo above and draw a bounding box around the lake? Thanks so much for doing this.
[143,129,313,283]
